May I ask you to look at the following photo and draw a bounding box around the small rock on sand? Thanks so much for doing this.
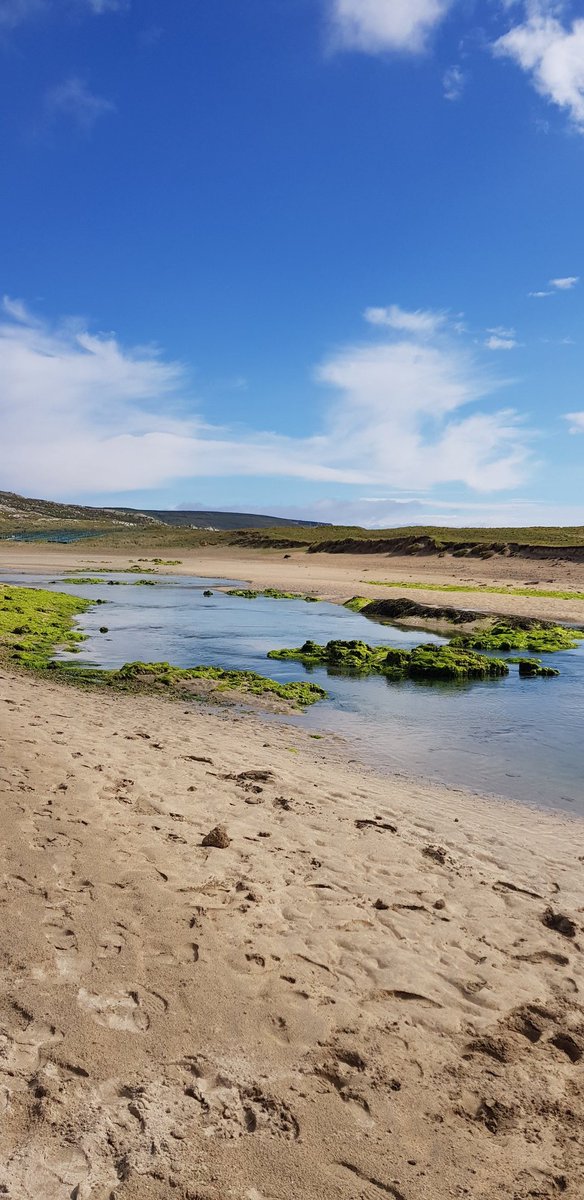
[201,824,230,849]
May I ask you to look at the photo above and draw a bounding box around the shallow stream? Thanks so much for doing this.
[4,570,583,815]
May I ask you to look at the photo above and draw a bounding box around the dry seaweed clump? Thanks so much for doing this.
[268,639,509,681]
[0,584,91,669]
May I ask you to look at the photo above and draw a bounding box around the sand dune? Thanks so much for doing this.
[1,669,582,1199]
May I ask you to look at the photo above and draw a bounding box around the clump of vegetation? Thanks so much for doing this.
[510,658,560,677]
[0,584,324,708]
[268,639,509,681]
[227,588,321,602]
[450,621,583,653]
[0,584,90,669]
[62,576,108,585]
[343,596,370,611]
[62,660,326,707]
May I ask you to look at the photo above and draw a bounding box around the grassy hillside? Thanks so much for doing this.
[1,491,584,557]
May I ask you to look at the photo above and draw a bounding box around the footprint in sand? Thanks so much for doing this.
[0,1014,63,1093]
[77,984,164,1032]
[2,1141,92,1200]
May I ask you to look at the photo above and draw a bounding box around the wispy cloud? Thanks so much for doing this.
[485,326,518,350]
[529,275,579,297]
[550,275,579,290]
[0,297,532,497]
[493,8,584,132]
[364,304,447,336]
[0,0,126,24]
[0,0,44,26]
[44,76,115,133]
[328,0,454,56]
[443,64,465,100]
[564,411,584,433]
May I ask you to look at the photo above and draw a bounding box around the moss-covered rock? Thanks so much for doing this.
[268,639,508,681]
[450,621,582,653]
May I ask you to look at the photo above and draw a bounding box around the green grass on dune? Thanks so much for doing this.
[365,580,584,601]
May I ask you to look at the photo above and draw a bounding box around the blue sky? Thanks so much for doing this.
[1,0,583,527]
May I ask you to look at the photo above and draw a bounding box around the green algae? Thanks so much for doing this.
[227,588,321,602]
[55,660,326,707]
[450,621,583,653]
[365,580,584,602]
[0,584,91,669]
[268,639,509,681]
[0,585,325,708]
[343,596,370,612]
[509,658,560,677]
[61,576,109,585]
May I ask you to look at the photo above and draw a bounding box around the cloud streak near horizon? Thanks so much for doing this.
[0,297,536,500]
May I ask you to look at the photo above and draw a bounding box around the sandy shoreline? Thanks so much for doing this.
[1,545,583,1196]
[2,541,584,624]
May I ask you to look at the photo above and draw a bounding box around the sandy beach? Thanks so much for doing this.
[1,545,583,1198]
[3,540,584,623]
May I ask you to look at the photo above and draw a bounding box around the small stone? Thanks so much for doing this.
[434,898,446,910]
[201,824,230,849]
[373,898,389,911]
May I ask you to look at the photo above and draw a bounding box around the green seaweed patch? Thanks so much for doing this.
[343,596,370,611]
[55,660,325,707]
[450,621,582,653]
[268,639,508,681]
[227,588,321,602]
[61,577,108,585]
[510,657,560,677]
[364,579,584,602]
[0,584,91,669]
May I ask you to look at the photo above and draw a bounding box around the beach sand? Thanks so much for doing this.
[2,540,584,624]
[0,544,583,1197]
[0,670,582,1199]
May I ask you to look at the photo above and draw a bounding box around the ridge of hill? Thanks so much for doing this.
[0,491,326,532]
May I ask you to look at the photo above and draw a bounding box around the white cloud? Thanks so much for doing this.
[550,275,579,289]
[493,11,584,130]
[0,299,532,498]
[262,496,584,529]
[44,77,115,132]
[443,64,465,100]
[565,411,584,433]
[364,304,446,336]
[529,275,579,296]
[328,0,453,55]
[485,326,518,350]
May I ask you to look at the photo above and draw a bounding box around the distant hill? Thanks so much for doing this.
[0,491,327,531]
[125,509,327,530]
